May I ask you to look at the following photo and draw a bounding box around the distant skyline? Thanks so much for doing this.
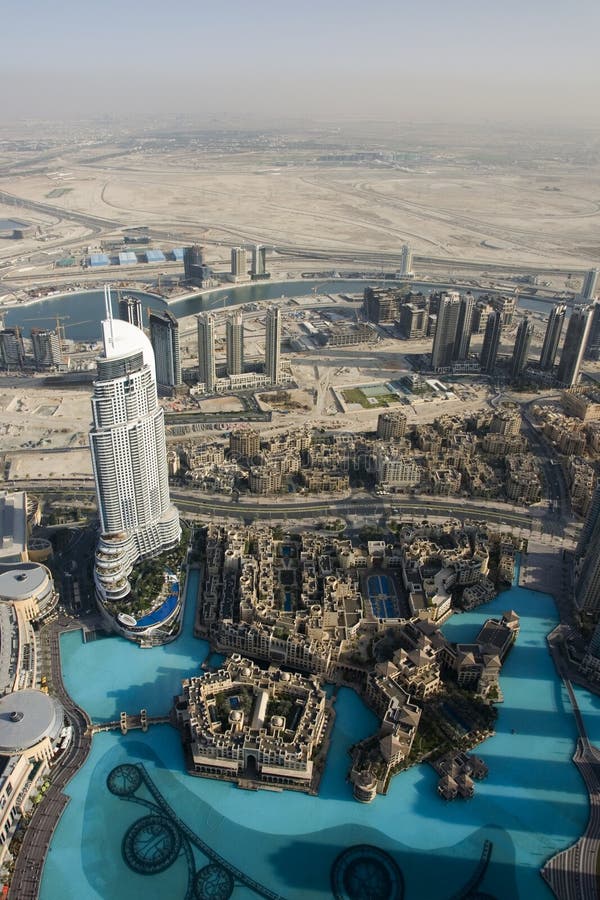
[1,0,599,125]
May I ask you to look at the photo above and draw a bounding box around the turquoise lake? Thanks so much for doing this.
[39,565,594,899]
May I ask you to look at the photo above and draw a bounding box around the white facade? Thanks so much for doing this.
[400,243,414,277]
[90,295,180,615]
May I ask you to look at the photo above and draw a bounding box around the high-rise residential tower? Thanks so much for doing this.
[90,287,181,638]
[480,310,502,374]
[581,268,599,302]
[430,292,461,369]
[183,245,205,285]
[539,303,566,371]
[0,328,25,370]
[556,305,592,387]
[399,244,414,277]
[149,310,182,391]
[30,328,63,370]
[197,312,216,392]
[251,245,267,279]
[511,318,533,377]
[231,247,247,279]
[585,301,600,361]
[226,311,244,375]
[265,306,282,384]
[453,294,474,361]
[118,294,143,330]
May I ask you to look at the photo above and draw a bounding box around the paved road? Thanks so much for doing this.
[6,476,558,533]
[170,489,542,530]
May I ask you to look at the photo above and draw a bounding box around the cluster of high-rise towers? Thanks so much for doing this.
[197,307,282,391]
[431,268,600,387]
[183,243,269,286]
[119,295,282,394]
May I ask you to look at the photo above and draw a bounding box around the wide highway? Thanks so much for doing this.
[7,477,546,531]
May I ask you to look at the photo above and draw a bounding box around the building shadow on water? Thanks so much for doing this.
[267,824,519,900]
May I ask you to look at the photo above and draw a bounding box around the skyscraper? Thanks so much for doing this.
[30,328,63,370]
[539,303,566,371]
[584,301,600,361]
[231,247,248,279]
[90,287,180,632]
[399,244,413,277]
[149,310,182,391]
[118,294,143,329]
[581,268,599,302]
[251,245,267,278]
[576,482,600,614]
[226,311,244,375]
[430,292,461,369]
[197,312,216,392]
[453,294,474,361]
[265,306,281,383]
[511,318,533,377]
[556,305,592,387]
[480,310,502,374]
[0,328,25,370]
[183,245,205,285]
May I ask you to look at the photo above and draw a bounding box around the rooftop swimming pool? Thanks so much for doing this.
[40,564,593,899]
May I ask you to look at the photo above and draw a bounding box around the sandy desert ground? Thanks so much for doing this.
[1,123,599,291]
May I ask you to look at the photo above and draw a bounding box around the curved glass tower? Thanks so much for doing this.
[90,288,181,639]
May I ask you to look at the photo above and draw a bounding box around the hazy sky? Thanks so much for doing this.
[2,0,599,125]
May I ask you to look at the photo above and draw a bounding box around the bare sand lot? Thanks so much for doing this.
[197,396,245,413]
[6,449,92,481]
[2,123,599,283]
[0,386,91,451]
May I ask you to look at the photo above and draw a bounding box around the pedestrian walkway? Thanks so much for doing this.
[8,620,92,900]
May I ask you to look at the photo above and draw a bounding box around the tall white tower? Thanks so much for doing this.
[400,244,414,278]
[265,306,281,384]
[90,287,180,630]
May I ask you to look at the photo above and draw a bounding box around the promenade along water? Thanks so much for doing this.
[41,565,593,900]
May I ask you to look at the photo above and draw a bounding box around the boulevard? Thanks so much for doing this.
[5,476,562,535]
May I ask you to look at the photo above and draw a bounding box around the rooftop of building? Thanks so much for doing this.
[0,689,63,754]
[0,491,27,564]
[0,563,49,602]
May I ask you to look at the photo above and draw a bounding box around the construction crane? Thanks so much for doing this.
[21,315,70,350]
[20,316,95,351]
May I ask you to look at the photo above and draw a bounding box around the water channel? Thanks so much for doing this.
[3,279,560,344]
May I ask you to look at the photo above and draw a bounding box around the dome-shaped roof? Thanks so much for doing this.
[0,689,63,754]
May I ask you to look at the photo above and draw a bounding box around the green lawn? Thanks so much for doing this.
[342,388,401,408]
